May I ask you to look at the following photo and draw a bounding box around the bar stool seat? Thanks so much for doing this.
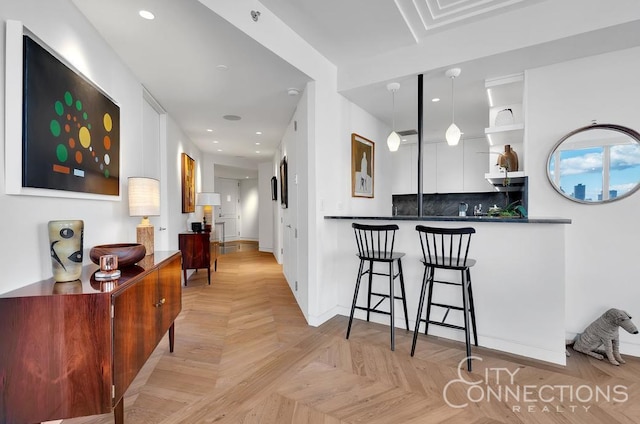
[347,223,409,351]
[411,225,478,371]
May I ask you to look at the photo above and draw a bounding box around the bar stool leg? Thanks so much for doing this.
[397,258,409,331]
[467,269,478,346]
[366,260,374,322]
[424,266,435,336]
[411,264,430,356]
[389,261,395,351]
[461,270,472,371]
[346,259,365,339]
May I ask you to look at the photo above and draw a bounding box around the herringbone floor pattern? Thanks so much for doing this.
[64,241,640,424]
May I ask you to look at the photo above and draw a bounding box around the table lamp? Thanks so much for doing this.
[196,192,221,233]
[128,177,160,255]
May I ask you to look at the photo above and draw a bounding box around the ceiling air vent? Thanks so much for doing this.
[397,129,417,136]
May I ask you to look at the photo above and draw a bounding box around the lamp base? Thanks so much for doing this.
[137,225,154,256]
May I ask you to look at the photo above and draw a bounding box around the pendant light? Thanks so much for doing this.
[386,82,401,152]
[445,68,461,146]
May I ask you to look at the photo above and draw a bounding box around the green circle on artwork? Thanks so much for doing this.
[83,112,88,120]
[75,100,82,111]
[56,144,68,162]
[104,168,110,178]
[50,120,61,137]
[54,101,64,116]
[64,91,73,106]
[88,123,92,130]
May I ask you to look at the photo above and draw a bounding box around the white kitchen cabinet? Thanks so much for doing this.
[422,143,437,193]
[436,142,463,192]
[391,143,416,194]
[463,137,490,192]
[392,138,490,194]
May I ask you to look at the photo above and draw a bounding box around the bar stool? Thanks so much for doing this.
[411,225,478,371]
[347,223,409,351]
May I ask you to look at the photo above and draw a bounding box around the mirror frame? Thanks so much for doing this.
[547,123,640,204]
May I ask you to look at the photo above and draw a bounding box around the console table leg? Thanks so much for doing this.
[169,322,175,353]
[114,397,124,424]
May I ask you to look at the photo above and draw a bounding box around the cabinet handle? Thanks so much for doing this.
[154,298,166,307]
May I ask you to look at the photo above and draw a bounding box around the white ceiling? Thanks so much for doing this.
[71,0,640,177]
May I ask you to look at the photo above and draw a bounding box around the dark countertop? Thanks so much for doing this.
[324,215,571,224]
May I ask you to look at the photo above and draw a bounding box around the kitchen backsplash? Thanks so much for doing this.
[392,190,526,216]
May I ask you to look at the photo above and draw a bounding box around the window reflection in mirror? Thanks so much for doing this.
[547,124,640,203]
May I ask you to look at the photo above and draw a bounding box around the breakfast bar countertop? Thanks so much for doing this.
[324,215,571,224]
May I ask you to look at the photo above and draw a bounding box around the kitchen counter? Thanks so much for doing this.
[321,216,570,365]
[325,215,570,224]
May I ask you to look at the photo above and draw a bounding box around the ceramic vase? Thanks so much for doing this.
[497,145,519,172]
[48,220,84,282]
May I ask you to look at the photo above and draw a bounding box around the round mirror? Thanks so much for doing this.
[547,124,640,203]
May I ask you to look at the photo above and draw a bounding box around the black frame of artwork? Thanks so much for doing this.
[280,157,288,208]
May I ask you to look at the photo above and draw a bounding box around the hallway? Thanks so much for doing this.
[64,245,640,423]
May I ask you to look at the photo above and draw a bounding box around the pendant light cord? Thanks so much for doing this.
[392,89,396,131]
[450,76,455,124]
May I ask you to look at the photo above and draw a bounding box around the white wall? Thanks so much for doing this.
[0,0,202,293]
[526,46,640,356]
[239,178,259,241]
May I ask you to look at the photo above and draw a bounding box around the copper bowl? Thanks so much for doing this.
[89,243,146,268]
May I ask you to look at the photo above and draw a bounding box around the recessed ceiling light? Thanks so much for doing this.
[432,98,440,102]
[246,176,250,179]
[217,149,222,152]
[206,129,213,132]
[223,115,241,121]
[256,150,260,154]
[212,140,219,144]
[287,88,300,96]
[216,64,228,71]
[255,142,260,145]
[138,10,155,20]
[255,131,262,135]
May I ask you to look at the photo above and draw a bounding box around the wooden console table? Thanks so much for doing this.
[0,251,182,424]
[179,232,218,285]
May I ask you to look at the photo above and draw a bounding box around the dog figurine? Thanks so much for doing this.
[571,308,638,365]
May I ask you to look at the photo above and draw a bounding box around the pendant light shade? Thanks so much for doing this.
[446,123,461,146]
[386,82,401,152]
[387,131,401,151]
[445,68,461,146]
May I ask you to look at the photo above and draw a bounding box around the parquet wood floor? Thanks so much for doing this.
[63,242,640,424]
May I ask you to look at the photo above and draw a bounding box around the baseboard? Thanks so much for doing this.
[325,306,566,365]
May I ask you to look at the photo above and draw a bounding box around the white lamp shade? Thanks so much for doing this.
[387,131,401,152]
[128,177,160,217]
[446,123,461,146]
[196,192,221,206]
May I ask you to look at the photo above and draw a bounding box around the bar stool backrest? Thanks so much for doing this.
[415,225,475,269]
[352,223,399,260]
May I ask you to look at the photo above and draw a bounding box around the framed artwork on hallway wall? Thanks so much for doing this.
[280,156,288,208]
[21,33,120,196]
[271,176,278,201]
[351,133,374,198]
[181,153,195,213]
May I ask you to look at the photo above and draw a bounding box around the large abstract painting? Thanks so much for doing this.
[22,35,120,195]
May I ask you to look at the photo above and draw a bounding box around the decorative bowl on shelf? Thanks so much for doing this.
[89,243,146,268]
